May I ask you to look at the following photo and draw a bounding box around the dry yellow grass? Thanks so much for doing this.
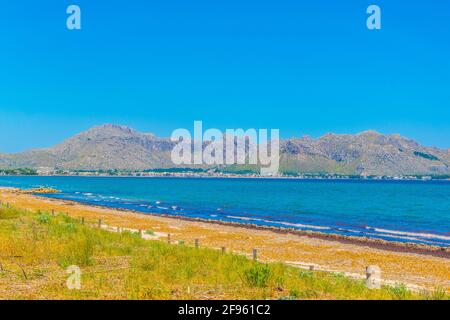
[0,187,449,294]
[2,204,448,300]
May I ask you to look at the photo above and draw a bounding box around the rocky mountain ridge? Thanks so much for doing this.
[1,124,449,176]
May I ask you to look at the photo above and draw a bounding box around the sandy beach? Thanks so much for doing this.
[0,187,449,292]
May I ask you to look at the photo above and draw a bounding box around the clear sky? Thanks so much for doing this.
[0,0,449,153]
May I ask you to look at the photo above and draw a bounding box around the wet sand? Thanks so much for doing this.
[1,187,449,291]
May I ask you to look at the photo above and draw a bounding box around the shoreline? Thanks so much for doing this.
[1,187,449,291]
[41,195,450,259]
[1,174,450,182]
[1,185,449,257]
[130,214,450,259]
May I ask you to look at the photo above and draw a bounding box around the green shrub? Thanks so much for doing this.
[58,234,95,267]
[387,284,412,300]
[37,213,50,224]
[298,270,314,280]
[60,222,77,232]
[243,264,271,288]
[288,288,300,299]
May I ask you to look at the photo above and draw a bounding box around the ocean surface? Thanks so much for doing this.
[1,176,449,247]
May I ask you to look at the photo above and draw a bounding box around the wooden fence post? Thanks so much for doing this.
[98,219,102,228]
[81,217,85,224]
[139,229,143,238]
[221,247,226,254]
[195,239,199,248]
[51,209,55,216]
[167,234,171,244]
[252,248,258,261]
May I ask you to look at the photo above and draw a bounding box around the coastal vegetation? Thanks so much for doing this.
[21,187,60,194]
[0,168,37,176]
[0,204,447,300]
[3,166,449,180]
[413,151,439,161]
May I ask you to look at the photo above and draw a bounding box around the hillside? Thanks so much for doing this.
[280,131,450,176]
[0,124,449,176]
[1,124,175,170]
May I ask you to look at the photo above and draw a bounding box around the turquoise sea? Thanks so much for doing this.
[0,176,449,247]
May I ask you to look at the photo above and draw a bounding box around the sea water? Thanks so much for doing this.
[0,176,449,246]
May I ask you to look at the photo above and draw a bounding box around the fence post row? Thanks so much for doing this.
[0,202,388,288]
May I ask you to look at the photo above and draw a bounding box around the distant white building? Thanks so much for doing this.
[36,167,54,175]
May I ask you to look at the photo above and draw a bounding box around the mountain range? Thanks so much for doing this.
[1,124,449,176]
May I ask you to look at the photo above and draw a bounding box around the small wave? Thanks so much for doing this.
[227,215,263,222]
[226,215,330,231]
[361,231,441,245]
[368,227,450,241]
[273,220,330,230]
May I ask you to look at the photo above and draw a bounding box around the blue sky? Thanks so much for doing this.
[0,0,449,152]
